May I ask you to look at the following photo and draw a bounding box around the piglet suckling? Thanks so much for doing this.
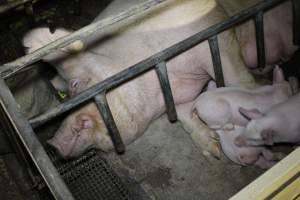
[194,66,295,129]
[192,66,297,167]
[235,92,300,147]
[217,126,276,169]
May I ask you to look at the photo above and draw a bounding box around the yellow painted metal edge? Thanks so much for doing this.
[230,147,300,200]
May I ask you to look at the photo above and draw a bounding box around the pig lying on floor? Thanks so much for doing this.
[23,0,258,159]
[192,66,298,168]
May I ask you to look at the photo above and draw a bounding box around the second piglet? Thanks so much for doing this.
[192,66,297,168]
[236,88,300,147]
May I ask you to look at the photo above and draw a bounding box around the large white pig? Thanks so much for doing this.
[217,0,298,73]
[23,0,257,158]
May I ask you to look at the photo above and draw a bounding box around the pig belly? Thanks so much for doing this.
[217,0,298,69]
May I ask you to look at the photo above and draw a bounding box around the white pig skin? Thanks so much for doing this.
[217,0,298,73]
[192,66,296,167]
[236,93,300,147]
[24,0,258,158]
[194,66,293,129]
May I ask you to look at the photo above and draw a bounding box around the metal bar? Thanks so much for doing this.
[0,78,75,200]
[0,106,35,174]
[254,11,266,69]
[155,62,177,122]
[94,93,125,154]
[292,0,300,45]
[0,0,167,79]
[208,35,225,87]
[0,0,286,79]
[29,0,288,128]
[0,0,35,15]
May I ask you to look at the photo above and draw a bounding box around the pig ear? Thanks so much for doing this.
[76,114,94,129]
[69,77,91,96]
[261,129,274,145]
[23,27,70,53]
[261,149,274,161]
[273,65,285,84]
[288,76,299,95]
[239,107,264,120]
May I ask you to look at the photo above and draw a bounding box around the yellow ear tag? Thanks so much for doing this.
[58,91,67,99]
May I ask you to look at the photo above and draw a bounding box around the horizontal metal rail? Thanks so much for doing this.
[0,0,35,15]
[0,0,167,79]
[0,78,75,200]
[29,0,288,129]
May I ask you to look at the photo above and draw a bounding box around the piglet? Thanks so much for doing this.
[217,126,276,169]
[235,91,300,147]
[194,66,295,129]
[193,66,297,167]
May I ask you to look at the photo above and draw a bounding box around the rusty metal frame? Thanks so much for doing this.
[0,0,294,199]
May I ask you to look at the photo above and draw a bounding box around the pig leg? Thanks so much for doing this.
[288,76,299,94]
[176,102,221,159]
[193,97,234,131]
[253,149,279,169]
[254,155,276,169]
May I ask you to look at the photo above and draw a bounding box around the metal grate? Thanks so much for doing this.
[46,149,132,200]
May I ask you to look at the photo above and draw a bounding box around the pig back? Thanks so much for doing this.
[84,0,228,68]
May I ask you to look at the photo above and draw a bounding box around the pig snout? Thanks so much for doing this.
[47,132,79,159]
[48,113,98,158]
[234,135,247,147]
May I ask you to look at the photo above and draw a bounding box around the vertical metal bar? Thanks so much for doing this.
[155,62,177,122]
[208,35,225,87]
[292,0,300,45]
[0,78,74,200]
[254,11,266,69]
[94,93,125,154]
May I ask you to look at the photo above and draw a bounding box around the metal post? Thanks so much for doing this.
[0,0,168,79]
[254,11,266,69]
[292,0,300,45]
[0,78,75,200]
[155,62,177,122]
[94,93,125,154]
[208,35,225,87]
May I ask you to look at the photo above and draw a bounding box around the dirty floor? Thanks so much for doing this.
[103,114,264,200]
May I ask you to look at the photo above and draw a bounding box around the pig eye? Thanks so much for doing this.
[70,79,79,88]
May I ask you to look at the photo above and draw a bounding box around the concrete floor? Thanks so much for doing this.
[104,115,264,200]
[2,68,266,200]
